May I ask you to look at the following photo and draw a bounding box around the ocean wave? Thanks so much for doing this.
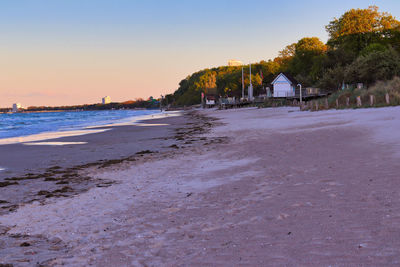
[0,109,162,140]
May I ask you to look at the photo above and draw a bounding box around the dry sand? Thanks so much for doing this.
[1,106,400,266]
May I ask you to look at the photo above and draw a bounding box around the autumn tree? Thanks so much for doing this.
[326,6,399,39]
[326,6,400,53]
[317,6,400,91]
[195,70,217,93]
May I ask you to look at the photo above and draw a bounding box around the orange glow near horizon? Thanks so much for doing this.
[0,46,196,107]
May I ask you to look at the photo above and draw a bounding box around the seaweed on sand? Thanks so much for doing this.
[0,181,18,187]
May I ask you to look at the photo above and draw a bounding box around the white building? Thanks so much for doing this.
[12,103,22,113]
[102,96,111,104]
[228,59,243,67]
[205,95,216,106]
[271,73,298,97]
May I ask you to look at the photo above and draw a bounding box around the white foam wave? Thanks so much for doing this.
[0,111,181,146]
[0,129,109,146]
[85,111,181,129]
[23,142,88,146]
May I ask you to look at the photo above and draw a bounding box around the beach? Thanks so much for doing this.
[1,106,400,266]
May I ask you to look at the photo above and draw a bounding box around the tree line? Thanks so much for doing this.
[0,97,160,113]
[164,6,400,107]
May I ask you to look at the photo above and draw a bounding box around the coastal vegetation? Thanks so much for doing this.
[165,6,400,107]
[319,76,400,110]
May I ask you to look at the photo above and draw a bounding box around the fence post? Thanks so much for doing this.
[324,98,329,109]
[356,96,362,107]
[369,95,374,106]
[385,93,390,105]
[346,97,350,107]
[336,99,339,109]
[315,101,319,111]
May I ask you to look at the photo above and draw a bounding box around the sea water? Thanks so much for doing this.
[0,109,161,139]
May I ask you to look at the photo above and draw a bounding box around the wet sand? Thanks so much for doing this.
[0,113,197,216]
[0,115,185,179]
[2,106,400,266]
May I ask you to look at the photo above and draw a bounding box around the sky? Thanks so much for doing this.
[1,0,400,107]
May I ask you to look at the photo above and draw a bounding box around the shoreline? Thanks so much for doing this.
[0,109,223,265]
[2,106,400,265]
[0,110,220,213]
[0,107,156,114]
[0,110,177,145]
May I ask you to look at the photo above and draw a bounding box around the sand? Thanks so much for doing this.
[1,106,400,266]
[0,112,182,179]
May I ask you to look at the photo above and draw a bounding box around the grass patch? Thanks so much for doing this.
[325,77,400,109]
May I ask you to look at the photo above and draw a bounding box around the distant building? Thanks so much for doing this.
[12,103,22,113]
[228,59,243,67]
[102,96,111,104]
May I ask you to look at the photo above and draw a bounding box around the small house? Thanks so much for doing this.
[205,94,216,107]
[271,73,298,98]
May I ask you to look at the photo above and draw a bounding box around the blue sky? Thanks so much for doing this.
[0,0,399,106]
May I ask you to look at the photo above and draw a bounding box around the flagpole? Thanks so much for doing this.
[241,67,244,100]
[248,64,253,101]
[249,64,252,86]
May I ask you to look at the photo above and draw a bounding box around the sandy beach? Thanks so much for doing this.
[1,106,400,266]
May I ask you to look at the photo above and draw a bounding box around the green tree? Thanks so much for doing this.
[318,65,346,90]
[288,37,327,85]
[274,43,296,71]
[345,47,400,85]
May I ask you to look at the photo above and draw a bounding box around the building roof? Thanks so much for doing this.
[271,72,299,85]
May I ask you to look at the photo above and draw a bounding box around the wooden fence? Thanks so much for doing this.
[300,93,392,111]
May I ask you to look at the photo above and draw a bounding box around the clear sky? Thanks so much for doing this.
[1,0,399,107]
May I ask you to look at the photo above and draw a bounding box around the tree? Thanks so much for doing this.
[360,42,388,56]
[274,43,296,71]
[326,6,400,53]
[318,65,346,91]
[288,37,327,85]
[345,47,400,85]
[326,6,399,39]
[279,43,296,58]
[193,70,217,93]
[295,37,327,55]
